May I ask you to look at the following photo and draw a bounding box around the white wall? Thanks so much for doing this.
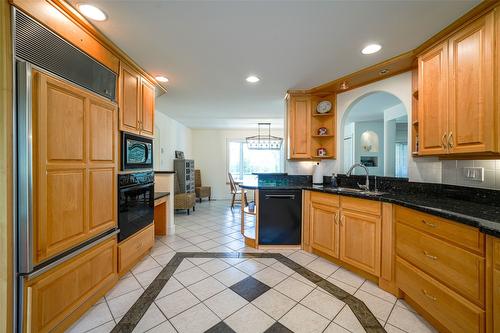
[191,128,285,199]
[154,96,193,171]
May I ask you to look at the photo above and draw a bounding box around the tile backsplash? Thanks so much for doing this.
[442,160,500,190]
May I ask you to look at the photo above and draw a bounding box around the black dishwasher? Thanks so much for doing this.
[258,189,302,245]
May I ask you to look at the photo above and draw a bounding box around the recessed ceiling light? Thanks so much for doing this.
[78,4,107,21]
[361,44,382,55]
[379,69,389,75]
[246,76,260,83]
[155,76,169,83]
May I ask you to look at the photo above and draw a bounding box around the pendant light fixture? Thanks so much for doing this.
[246,123,283,150]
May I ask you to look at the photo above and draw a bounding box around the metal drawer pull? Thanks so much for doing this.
[422,220,437,228]
[334,213,339,225]
[423,251,438,260]
[422,289,437,301]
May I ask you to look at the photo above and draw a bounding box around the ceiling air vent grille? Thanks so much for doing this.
[14,9,116,101]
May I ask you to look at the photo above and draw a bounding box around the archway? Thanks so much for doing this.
[340,91,408,177]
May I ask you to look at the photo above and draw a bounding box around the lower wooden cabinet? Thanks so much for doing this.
[487,236,500,333]
[340,197,381,277]
[23,237,118,333]
[397,257,485,333]
[304,191,382,277]
[118,223,155,274]
[310,201,340,258]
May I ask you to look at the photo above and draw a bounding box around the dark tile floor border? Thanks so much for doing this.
[111,252,386,333]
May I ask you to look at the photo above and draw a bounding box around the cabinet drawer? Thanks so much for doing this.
[397,257,485,333]
[396,222,484,306]
[310,191,339,207]
[341,196,381,216]
[24,237,117,333]
[395,206,484,254]
[118,223,155,273]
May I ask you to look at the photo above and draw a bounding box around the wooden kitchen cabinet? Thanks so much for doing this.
[418,41,448,156]
[118,223,155,275]
[487,236,500,333]
[340,197,382,276]
[395,206,486,333]
[417,10,499,156]
[287,94,311,159]
[310,200,340,258]
[304,192,382,277]
[119,62,155,138]
[33,70,117,265]
[448,12,495,154]
[140,78,155,137]
[23,237,118,333]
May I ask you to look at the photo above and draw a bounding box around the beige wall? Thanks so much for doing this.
[191,128,285,200]
[0,1,13,331]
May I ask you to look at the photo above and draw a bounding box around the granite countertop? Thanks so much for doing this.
[239,182,500,237]
[154,192,170,200]
[154,170,176,174]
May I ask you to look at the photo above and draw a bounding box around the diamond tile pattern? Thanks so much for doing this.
[69,200,436,333]
[229,276,271,302]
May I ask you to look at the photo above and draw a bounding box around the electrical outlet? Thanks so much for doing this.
[462,167,484,181]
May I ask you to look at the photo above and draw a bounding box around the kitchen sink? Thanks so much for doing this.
[336,187,386,196]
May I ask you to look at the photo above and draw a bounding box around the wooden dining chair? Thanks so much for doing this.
[228,172,247,209]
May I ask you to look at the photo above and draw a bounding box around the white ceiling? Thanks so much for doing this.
[74,0,479,129]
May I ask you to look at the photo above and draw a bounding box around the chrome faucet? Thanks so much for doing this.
[346,163,370,191]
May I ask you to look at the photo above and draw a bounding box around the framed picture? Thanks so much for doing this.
[175,150,185,159]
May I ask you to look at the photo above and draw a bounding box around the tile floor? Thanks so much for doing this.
[67,200,436,333]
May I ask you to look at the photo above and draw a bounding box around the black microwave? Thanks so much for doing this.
[122,133,153,170]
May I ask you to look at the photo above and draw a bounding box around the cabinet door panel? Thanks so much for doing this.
[448,12,495,154]
[140,79,155,137]
[89,169,115,234]
[89,100,115,162]
[119,64,140,134]
[310,202,339,258]
[289,96,311,158]
[46,82,85,161]
[340,210,381,276]
[418,42,448,155]
[43,170,86,261]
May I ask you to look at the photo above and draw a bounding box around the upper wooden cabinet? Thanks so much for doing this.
[286,93,336,160]
[418,41,449,156]
[119,63,155,138]
[418,10,498,156]
[448,12,495,154]
[33,70,118,265]
[287,94,311,159]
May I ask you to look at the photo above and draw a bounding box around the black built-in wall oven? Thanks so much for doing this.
[122,132,153,170]
[118,171,155,242]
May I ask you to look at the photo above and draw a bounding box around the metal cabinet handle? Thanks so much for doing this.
[422,289,437,301]
[441,133,447,149]
[448,131,454,149]
[422,220,437,228]
[423,251,438,260]
[340,215,345,226]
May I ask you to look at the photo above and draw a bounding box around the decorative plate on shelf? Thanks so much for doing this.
[316,100,332,114]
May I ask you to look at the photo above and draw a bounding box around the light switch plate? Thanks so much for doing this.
[462,167,484,181]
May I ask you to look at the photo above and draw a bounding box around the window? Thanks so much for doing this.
[395,142,408,178]
[227,140,283,181]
